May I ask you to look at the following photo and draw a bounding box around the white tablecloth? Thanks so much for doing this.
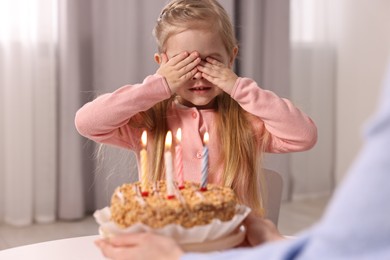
[0,235,104,260]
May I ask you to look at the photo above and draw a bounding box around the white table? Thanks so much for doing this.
[0,235,105,260]
[0,233,295,259]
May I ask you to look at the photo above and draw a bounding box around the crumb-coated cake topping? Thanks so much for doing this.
[110,181,237,228]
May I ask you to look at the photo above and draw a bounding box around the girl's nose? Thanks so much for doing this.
[192,71,202,80]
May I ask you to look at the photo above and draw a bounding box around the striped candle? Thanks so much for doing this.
[140,130,148,196]
[165,131,175,199]
[175,128,184,189]
[200,132,209,191]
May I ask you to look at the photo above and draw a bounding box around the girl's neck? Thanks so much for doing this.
[176,96,217,110]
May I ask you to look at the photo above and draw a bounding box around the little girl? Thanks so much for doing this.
[75,0,317,215]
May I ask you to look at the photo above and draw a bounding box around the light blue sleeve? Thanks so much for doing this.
[182,63,390,260]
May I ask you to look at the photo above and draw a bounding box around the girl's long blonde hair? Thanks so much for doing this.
[132,0,270,215]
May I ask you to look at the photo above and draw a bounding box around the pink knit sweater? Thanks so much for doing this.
[75,74,317,184]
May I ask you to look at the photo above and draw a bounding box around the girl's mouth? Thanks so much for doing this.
[189,86,211,91]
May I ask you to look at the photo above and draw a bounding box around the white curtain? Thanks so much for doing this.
[235,0,292,200]
[289,0,340,198]
[235,0,341,200]
[290,0,390,195]
[88,0,168,209]
[0,0,57,225]
[334,0,390,183]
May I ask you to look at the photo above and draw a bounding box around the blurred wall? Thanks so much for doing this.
[336,0,390,182]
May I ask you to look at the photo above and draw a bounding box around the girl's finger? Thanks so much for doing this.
[197,64,218,77]
[167,51,189,65]
[160,53,169,65]
[200,72,216,83]
[197,59,221,76]
[176,52,200,71]
[180,67,199,81]
[179,58,201,78]
[205,57,223,66]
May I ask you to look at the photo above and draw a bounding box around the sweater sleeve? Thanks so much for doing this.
[74,74,171,149]
[230,77,317,152]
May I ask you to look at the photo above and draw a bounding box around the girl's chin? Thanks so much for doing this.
[178,97,217,109]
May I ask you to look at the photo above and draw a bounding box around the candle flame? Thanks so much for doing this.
[203,132,209,145]
[165,131,172,149]
[176,128,182,142]
[141,130,147,147]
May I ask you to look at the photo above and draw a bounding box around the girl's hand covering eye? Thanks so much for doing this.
[197,57,238,94]
[156,52,201,93]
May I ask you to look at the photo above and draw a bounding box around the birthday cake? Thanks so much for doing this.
[109,180,238,229]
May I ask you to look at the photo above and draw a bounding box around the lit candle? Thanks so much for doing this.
[175,128,184,189]
[140,130,149,196]
[165,131,175,199]
[200,132,209,191]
